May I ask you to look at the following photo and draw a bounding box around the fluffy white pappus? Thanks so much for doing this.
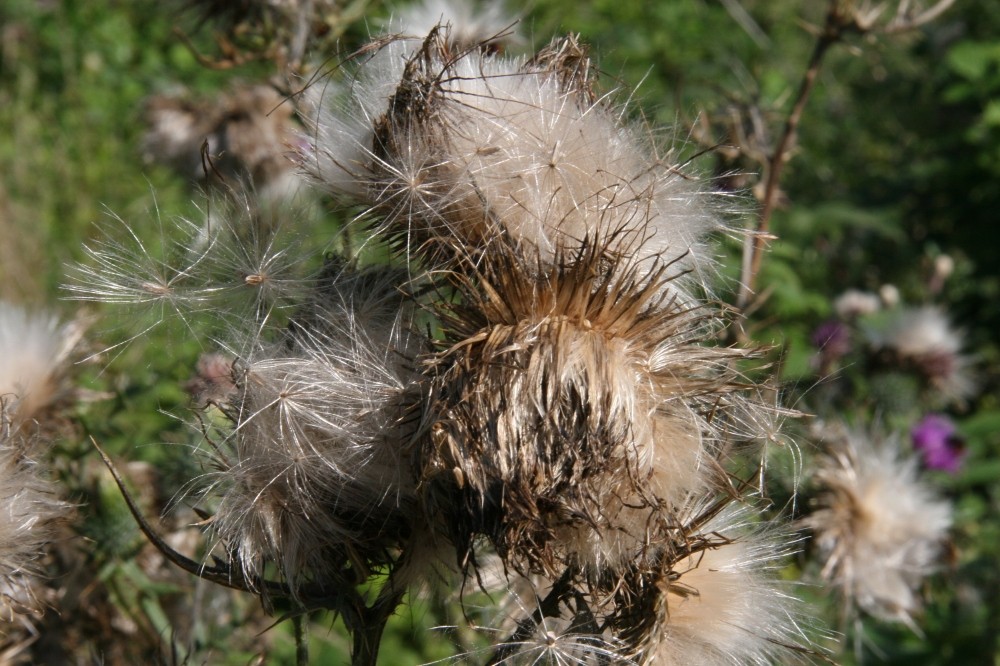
[192,195,320,327]
[303,31,728,285]
[387,0,522,51]
[0,431,69,623]
[868,306,975,404]
[833,289,881,319]
[0,302,84,429]
[640,503,816,666]
[803,426,952,628]
[299,37,417,200]
[201,265,425,592]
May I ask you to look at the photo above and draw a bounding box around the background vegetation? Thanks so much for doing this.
[1,0,998,663]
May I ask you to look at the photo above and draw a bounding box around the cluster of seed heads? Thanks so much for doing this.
[73,22,818,665]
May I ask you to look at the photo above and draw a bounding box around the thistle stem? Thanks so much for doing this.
[738,2,845,310]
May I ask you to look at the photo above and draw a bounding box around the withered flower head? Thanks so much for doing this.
[803,425,952,628]
[303,30,728,285]
[420,233,766,580]
[200,263,426,594]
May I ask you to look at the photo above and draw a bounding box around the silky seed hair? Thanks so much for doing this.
[0,302,86,435]
[0,409,71,624]
[197,261,427,595]
[637,501,815,666]
[419,233,768,580]
[303,29,729,287]
[803,424,952,629]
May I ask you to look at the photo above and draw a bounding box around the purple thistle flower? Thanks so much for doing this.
[811,319,851,374]
[911,414,965,473]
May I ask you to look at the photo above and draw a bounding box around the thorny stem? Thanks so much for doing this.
[738,0,955,311]
[738,3,842,310]
[91,437,386,659]
[351,586,407,666]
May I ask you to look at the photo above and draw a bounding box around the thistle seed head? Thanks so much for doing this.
[420,236,763,578]
[803,424,952,628]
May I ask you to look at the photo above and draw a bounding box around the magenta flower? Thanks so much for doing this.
[911,414,965,473]
[812,319,851,374]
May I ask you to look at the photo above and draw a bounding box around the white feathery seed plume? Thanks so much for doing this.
[0,440,67,622]
[639,502,815,666]
[199,262,427,593]
[0,302,85,432]
[302,30,729,288]
[803,425,952,629]
[868,305,975,403]
[387,0,522,51]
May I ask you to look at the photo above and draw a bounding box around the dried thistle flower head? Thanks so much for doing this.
[200,262,427,593]
[869,306,976,404]
[143,84,304,204]
[803,425,952,628]
[467,501,816,665]
[419,233,769,581]
[77,22,814,664]
[304,30,728,285]
[0,302,85,433]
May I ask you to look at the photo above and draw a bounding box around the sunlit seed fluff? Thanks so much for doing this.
[0,302,84,431]
[803,426,952,628]
[387,0,522,52]
[66,215,214,328]
[869,306,975,403]
[193,194,317,326]
[833,289,881,319]
[304,30,726,283]
[421,238,760,577]
[640,503,814,666]
[0,428,69,623]
[202,264,425,593]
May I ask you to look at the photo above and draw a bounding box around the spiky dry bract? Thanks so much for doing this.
[201,263,427,595]
[304,31,727,283]
[803,426,952,627]
[637,503,813,666]
[419,236,763,580]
